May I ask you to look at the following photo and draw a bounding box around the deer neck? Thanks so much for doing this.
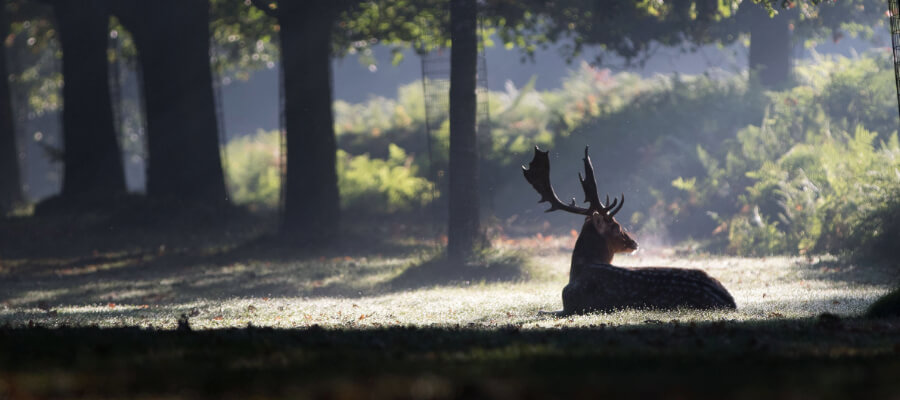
[571,220,614,268]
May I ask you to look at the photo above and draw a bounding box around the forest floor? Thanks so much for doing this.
[1,214,900,398]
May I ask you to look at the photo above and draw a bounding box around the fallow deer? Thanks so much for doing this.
[522,146,737,315]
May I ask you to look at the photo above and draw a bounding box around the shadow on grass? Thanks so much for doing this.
[2,316,900,398]
[385,250,532,291]
[867,288,900,318]
[0,214,469,307]
[798,258,900,286]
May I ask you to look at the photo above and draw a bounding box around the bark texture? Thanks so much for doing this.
[447,0,481,261]
[276,3,341,243]
[54,0,126,199]
[114,0,227,205]
[746,4,792,87]
[0,3,23,212]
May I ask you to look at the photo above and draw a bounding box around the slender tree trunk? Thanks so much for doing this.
[447,0,481,262]
[277,3,340,243]
[0,3,23,212]
[53,0,126,199]
[113,0,226,205]
[746,4,792,87]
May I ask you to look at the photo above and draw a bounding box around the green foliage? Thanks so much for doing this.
[717,127,899,255]
[671,53,900,256]
[5,1,61,116]
[223,51,898,258]
[336,144,435,214]
[224,131,434,214]
[224,130,281,209]
[334,82,425,137]
[851,182,900,264]
[209,0,280,81]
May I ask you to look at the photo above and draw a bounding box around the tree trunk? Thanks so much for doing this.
[277,3,340,243]
[746,4,792,87]
[53,0,126,199]
[447,0,481,262]
[0,3,23,212]
[113,0,226,205]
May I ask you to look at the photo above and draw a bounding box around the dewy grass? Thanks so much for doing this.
[2,235,897,330]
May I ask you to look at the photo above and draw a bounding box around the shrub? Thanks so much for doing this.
[720,128,900,255]
[224,131,434,215]
[671,51,900,255]
[336,144,435,214]
[225,51,898,257]
[224,130,281,209]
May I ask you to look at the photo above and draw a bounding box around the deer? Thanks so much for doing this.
[522,146,737,315]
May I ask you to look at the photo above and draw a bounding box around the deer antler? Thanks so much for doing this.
[608,193,624,217]
[523,146,626,217]
[578,146,603,212]
[522,146,592,215]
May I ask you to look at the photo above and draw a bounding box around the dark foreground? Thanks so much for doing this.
[2,317,900,399]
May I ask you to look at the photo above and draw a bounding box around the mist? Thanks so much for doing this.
[2,1,900,398]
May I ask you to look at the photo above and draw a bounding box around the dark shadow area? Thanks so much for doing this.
[0,207,438,263]
[385,251,532,291]
[0,200,268,261]
[867,288,900,318]
[799,259,900,286]
[2,316,900,399]
[0,213,462,307]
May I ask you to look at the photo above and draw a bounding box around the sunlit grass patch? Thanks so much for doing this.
[1,233,898,330]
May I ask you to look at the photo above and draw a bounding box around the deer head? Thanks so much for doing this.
[522,146,638,263]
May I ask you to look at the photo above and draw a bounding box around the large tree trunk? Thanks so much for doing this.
[113,0,226,205]
[447,0,481,262]
[0,2,23,212]
[745,4,792,87]
[53,0,126,199]
[276,3,340,243]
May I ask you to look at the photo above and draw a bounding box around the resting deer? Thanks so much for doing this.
[522,146,736,314]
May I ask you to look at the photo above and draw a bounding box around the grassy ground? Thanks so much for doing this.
[1,215,900,398]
